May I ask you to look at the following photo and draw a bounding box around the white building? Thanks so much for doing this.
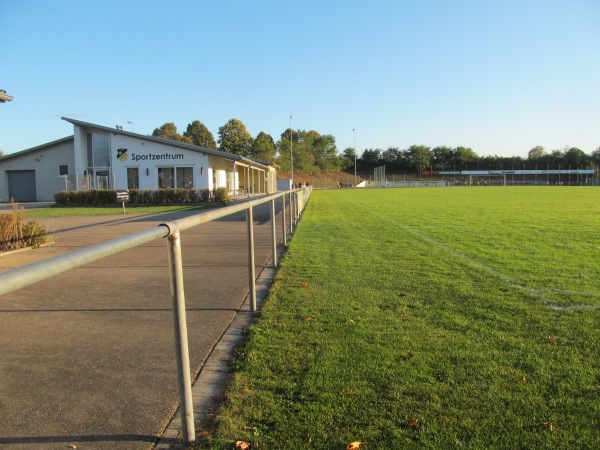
[0,118,278,202]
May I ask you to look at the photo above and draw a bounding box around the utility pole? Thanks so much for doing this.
[290,115,294,188]
[353,128,357,187]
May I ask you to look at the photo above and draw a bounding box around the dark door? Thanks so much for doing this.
[7,170,37,202]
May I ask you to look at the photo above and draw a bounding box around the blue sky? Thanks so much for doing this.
[1,0,599,158]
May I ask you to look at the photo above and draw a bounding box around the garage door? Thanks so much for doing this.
[7,170,37,202]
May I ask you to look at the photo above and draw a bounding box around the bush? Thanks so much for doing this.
[53,188,230,206]
[0,200,50,252]
[198,188,210,202]
[213,187,230,203]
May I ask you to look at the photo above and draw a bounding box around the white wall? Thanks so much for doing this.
[110,134,210,190]
[277,178,292,191]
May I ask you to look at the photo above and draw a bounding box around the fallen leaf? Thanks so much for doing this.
[542,422,554,432]
[347,318,356,324]
[236,441,251,450]
[548,337,558,344]
[197,431,209,439]
[304,317,313,322]
[399,313,409,318]
[409,418,419,426]
[300,281,309,287]
[347,442,362,450]
[522,377,527,383]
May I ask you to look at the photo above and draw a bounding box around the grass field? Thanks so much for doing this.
[203,187,599,449]
[18,204,207,219]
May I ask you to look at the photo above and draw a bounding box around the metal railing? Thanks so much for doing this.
[0,186,312,445]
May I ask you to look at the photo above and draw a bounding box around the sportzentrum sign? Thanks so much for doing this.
[117,148,184,162]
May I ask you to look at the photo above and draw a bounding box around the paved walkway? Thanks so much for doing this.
[0,201,292,449]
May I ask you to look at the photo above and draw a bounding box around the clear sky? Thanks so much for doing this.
[1,0,599,158]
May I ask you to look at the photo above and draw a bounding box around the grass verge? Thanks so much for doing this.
[202,187,599,449]
[20,205,208,219]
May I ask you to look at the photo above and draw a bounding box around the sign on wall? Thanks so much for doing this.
[117,148,128,161]
[115,148,185,163]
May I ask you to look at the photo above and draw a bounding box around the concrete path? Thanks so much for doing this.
[0,201,292,449]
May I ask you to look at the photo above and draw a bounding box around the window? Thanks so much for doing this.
[158,167,174,188]
[58,164,69,177]
[86,133,110,167]
[158,167,193,189]
[176,167,194,188]
[127,168,139,190]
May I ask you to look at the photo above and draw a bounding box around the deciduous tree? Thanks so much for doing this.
[218,119,253,156]
[184,120,216,149]
[406,145,431,172]
[152,123,192,144]
[251,132,276,162]
[591,147,600,167]
[430,146,453,169]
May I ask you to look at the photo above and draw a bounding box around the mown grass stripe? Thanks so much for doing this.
[343,195,600,311]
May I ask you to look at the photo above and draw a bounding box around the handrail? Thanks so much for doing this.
[0,226,169,296]
[0,188,309,296]
[0,186,312,445]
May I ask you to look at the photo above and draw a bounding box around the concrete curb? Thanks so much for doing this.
[0,241,55,258]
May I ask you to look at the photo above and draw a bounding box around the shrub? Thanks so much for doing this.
[174,188,188,203]
[54,191,69,205]
[52,188,231,206]
[198,188,210,202]
[0,200,50,252]
[213,187,230,203]
[128,189,139,204]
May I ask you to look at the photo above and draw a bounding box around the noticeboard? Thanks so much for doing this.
[116,190,130,203]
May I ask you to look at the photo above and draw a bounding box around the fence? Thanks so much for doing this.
[0,186,312,445]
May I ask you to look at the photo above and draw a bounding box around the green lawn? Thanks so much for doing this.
[203,187,599,449]
[20,205,207,218]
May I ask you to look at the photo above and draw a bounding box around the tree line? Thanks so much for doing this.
[151,119,346,174]
[151,119,600,175]
[348,145,600,173]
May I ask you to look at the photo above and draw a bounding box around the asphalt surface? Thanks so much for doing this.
[0,200,291,449]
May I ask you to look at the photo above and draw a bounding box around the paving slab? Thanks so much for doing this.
[0,200,293,449]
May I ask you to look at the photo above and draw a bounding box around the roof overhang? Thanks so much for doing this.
[0,90,14,103]
[61,117,276,169]
[0,136,74,163]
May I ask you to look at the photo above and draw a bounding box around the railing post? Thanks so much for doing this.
[289,191,294,234]
[166,230,195,445]
[270,199,277,268]
[246,206,257,312]
[281,195,287,246]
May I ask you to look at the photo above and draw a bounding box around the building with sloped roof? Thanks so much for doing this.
[0,118,278,202]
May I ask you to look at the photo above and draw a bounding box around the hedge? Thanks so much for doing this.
[54,188,230,206]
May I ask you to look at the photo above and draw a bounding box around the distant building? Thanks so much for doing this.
[0,118,278,202]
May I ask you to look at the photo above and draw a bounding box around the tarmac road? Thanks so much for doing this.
[0,200,290,449]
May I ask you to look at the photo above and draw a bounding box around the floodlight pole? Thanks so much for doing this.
[353,128,357,187]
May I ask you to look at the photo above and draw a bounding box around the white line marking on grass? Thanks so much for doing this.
[349,201,600,311]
